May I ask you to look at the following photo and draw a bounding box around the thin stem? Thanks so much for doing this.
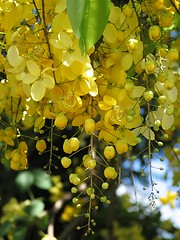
[87,175,93,233]
[47,119,54,173]
[147,101,153,192]
[32,0,42,21]
[130,163,139,212]
[41,0,56,82]
[170,142,180,165]
[41,0,52,59]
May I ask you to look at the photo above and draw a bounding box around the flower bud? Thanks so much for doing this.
[84,118,95,135]
[159,12,173,28]
[54,113,68,130]
[104,166,117,179]
[61,157,72,168]
[145,61,156,74]
[149,25,161,41]
[104,146,116,160]
[127,39,138,53]
[167,48,179,62]
[143,91,154,101]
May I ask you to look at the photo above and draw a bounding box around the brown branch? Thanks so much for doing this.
[41,0,56,82]
[57,216,86,240]
[32,0,42,21]
[170,142,180,165]
[47,193,72,239]
[41,0,52,59]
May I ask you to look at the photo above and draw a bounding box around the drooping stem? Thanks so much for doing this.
[41,0,56,81]
[147,101,153,191]
[41,0,52,59]
[47,119,54,173]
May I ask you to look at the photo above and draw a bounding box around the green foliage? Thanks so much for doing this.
[15,169,52,191]
[25,199,45,217]
[67,0,111,53]
[12,226,28,240]
[32,169,53,190]
[0,222,12,237]
[0,0,179,239]
[15,171,34,191]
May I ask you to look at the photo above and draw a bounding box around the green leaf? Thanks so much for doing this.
[0,222,12,237]
[174,12,180,30]
[25,199,44,217]
[67,0,111,54]
[13,226,28,240]
[33,168,52,190]
[15,171,34,191]
[144,42,157,55]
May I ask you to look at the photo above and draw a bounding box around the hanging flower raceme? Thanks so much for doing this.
[0,3,180,237]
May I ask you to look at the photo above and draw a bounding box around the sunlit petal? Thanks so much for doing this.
[43,74,55,89]
[31,80,46,101]
[22,73,38,84]
[26,60,41,76]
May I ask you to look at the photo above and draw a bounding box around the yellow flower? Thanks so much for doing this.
[99,95,117,111]
[160,190,178,208]
[17,60,55,101]
[50,31,86,66]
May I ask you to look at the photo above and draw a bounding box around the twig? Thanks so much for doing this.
[47,193,72,239]
[58,216,86,240]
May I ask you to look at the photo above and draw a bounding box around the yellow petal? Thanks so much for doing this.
[34,116,45,130]
[141,126,155,141]
[166,87,178,103]
[31,80,46,101]
[50,39,61,49]
[43,74,55,89]
[103,23,117,43]
[89,80,98,97]
[98,101,112,111]
[98,129,117,144]
[131,86,146,98]
[162,114,174,130]
[120,53,133,71]
[103,95,117,106]
[104,110,114,129]
[122,129,137,146]
[26,60,41,76]
[133,41,143,64]
[80,79,91,94]
[7,46,24,67]
[58,32,72,48]
[63,52,73,67]
[22,73,38,84]
[72,114,90,126]
[55,0,66,13]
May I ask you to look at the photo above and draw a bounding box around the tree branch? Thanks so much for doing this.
[47,193,72,239]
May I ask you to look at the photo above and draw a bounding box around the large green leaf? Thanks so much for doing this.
[25,199,45,217]
[67,0,111,54]
[13,226,28,240]
[0,222,12,237]
[33,168,52,190]
[15,171,34,191]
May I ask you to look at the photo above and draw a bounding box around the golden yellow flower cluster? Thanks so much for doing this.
[0,1,179,190]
